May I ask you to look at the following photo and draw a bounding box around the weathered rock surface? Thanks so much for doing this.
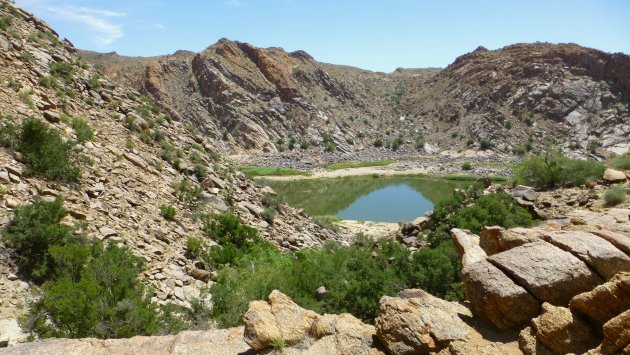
[541,231,630,279]
[479,226,542,255]
[451,228,487,266]
[532,303,600,355]
[488,241,602,305]
[2,327,251,355]
[600,309,630,354]
[243,290,382,354]
[569,271,630,327]
[374,289,471,354]
[461,259,540,330]
[603,168,628,183]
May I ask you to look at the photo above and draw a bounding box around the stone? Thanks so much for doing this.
[510,185,539,201]
[534,303,600,354]
[603,168,627,183]
[188,268,210,283]
[123,152,148,169]
[569,272,630,327]
[600,309,630,354]
[451,228,487,267]
[315,285,327,300]
[3,327,250,355]
[488,241,602,305]
[43,110,61,123]
[202,175,226,190]
[589,229,630,255]
[243,299,283,351]
[311,313,380,355]
[479,226,542,255]
[461,260,540,329]
[0,319,27,347]
[541,231,630,279]
[238,201,264,217]
[518,326,554,355]
[375,289,471,354]
[98,226,118,239]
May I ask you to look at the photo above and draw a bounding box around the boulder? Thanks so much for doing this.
[311,313,381,355]
[589,228,630,255]
[569,272,630,327]
[510,185,540,201]
[451,228,487,267]
[488,242,602,305]
[541,231,630,279]
[242,299,282,351]
[600,309,630,354]
[479,226,542,255]
[603,168,627,183]
[518,326,554,355]
[533,303,600,354]
[3,328,250,355]
[375,289,471,354]
[461,260,540,329]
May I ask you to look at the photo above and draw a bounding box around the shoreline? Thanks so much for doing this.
[257,166,430,181]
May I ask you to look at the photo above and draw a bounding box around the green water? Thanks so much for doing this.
[259,175,471,223]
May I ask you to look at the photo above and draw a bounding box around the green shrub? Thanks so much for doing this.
[159,204,176,220]
[0,15,12,31]
[38,76,58,89]
[514,148,605,188]
[193,163,207,180]
[392,137,403,151]
[17,118,80,182]
[71,117,94,143]
[23,243,158,339]
[2,197,74,282]
[171,180,203,207]
[479,139,493,150]
[262,208,276,224]
[603,188,626,207]
[611,155,630,170]
[19,89,35,108]
[450,193,536,234]
[373,139,384,148]
[324,141,336,152]
[49,62,74,83]
[313,215,341,232]
[461,162,472,171]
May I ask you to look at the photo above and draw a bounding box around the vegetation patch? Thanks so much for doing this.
[611,155,630,170]
[443,174,508,182]
[514,147,605,188]
[326,160,394,170]
[603,187,627,207]
[239,166,307,178]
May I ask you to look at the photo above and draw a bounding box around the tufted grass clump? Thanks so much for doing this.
[603,187,627,207]
[611,155,630,170]
[159,204,177,220]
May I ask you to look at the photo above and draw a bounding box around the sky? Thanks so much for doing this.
[13,0,630,72]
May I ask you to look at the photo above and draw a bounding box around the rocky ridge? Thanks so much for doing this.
[0,0,340,336]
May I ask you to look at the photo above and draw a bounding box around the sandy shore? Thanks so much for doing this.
[259,166,429,181]
[336,220,399,239]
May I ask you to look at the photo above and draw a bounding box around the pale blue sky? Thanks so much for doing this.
[14,0,630,72]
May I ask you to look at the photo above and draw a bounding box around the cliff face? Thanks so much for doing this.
[403,43,630,155]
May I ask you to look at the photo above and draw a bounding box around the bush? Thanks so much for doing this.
[49,62,74,83]
[324,141,336,152]
[450,193,536,234]
[514,147,605,188]
[0,15,12,31]
[159,204,176,220]
[461,162,472,171]
[2,197,74,282]
[193,163,207,180]
[373,139,384,148]
[209,235,463,327]
[17,118,80,182]
[171,180,203,207]
[262,208,276,224]
[479,139,493,150]
[71,117,94,143]
[603,188,626,207]
[392,137,403,151]
[23,243,158,339]
[611,155,630,170]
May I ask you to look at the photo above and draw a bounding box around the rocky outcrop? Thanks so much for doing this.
[374,289,470,354]
[242,290,383,354]
[2,328,251,355]
[489,241,601,306]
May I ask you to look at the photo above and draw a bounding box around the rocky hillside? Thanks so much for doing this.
[403,43,630,155]
[0,0,338,330]
[83,42,630,158]
[81,43,438,154]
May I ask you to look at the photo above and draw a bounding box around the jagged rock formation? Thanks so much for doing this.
[81,42,436,154]
[0,0,339,333]
[83,42,630,156]
[404,43,630,155]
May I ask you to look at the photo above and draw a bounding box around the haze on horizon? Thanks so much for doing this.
[13,0,630,72]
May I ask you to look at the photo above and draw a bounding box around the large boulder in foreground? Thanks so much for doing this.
[569,271,630,327]
[532,303,600,355]
[2,328,250,355]
[374,289,471,354]
[488,241,602,306]
[243,290,382,354]
[461,260,540,330]
[541,231,630,279]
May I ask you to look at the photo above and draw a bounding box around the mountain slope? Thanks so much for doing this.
[83,42,630,157]
[81,41,438,153]
[402,43,630,155]
[0,0,337,324]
